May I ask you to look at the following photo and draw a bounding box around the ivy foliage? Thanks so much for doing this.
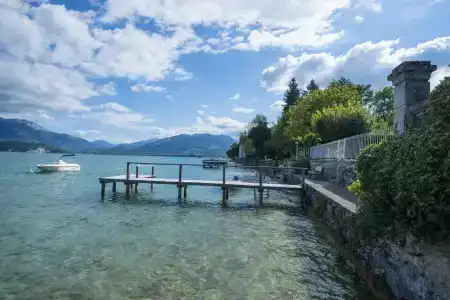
[350,77,450,243]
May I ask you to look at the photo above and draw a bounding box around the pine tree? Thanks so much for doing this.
[306,79,319,93]
[283,78,301,113]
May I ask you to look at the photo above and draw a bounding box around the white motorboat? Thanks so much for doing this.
[36,154,80,172]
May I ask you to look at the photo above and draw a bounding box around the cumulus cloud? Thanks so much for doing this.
[430,66,450,89]
[270,100,286,111]
[201,104,208,108]
[232,106,254,114]
[0,2,196,117]
[355,15,364,23]
[103,0,351,50]
[197,110,204,115]
[97,81,117,96]
[131,84,166,93]
[261,36,450,93]
[229,93,240,101]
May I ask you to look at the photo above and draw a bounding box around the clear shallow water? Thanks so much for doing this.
[0,153,376,299]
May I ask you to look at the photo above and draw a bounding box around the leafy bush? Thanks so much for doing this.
[353,77,450,243]
[311,104,370,143]
[226,143,239,159]
[286,85,363,141]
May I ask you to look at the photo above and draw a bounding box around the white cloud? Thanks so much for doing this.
[38,110,54,120]
[103,0,350,51]
[232,106,255,114]
[431,66,450,90]
[261,36,450,93]
[197,110,204,115]
[0,3,197,117]
[270,100,286,111]
[356,0,382,12]
[172,115,246,136]
[97,81,117,96]
[131,84,166,93]
[229,93,240,101]
[97,102,130,113]
[201,104,208,108]
[355,15,364,23]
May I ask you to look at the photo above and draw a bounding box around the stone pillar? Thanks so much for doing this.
[387,61,437,134]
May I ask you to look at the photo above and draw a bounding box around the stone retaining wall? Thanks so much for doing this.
[302,183,449,300]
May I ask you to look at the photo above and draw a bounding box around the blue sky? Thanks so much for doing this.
[1,0,449,143]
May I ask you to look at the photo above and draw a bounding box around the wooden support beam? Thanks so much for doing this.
[183,185,187,199]
[126,162,130,180]
[125,184,130,197]
[151,166,155,190]
[178,165,183,200]
[135,165,139,178]
[222,188,227,207]
[225,188,229,200]
[258,168,263,205]
[134,183,138,193]
[101,182,105,198]
[112,182,116,193]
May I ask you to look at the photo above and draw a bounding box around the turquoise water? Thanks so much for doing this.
[0,153,375,299]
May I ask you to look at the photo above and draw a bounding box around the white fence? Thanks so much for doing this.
[309,129,394,160]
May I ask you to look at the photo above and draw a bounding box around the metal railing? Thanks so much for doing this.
[309,129,394,160]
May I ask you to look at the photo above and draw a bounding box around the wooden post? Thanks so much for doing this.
[126,162,130,180]
[126,184,130,197]
[112,182,116,193]
[301,169,306,188]
[183,185,187,199]
[222,165,227,206]
[177,165,182,200]
[101,182,105,198]
[134,182,138,193]
[135,165,139,178]
[258,168,263,206]
[225,188,229,200]
[151,166,155,190]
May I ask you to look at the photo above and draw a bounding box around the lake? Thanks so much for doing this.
[0,152,376,299]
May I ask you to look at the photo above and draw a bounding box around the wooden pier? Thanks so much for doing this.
[99,162,306,206]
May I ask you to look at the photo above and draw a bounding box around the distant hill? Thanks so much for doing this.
[89,140,115,149]
[97,134,236,156]
[0,118,94,152]
[0,118,236,156]
[0,141,67,153]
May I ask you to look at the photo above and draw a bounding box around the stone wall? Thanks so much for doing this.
[310,158,357,187]
[301,184,450,300]
[336,159,357,187]
[310,158,337,180]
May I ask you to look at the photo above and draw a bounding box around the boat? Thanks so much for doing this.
[202,157,228,168]
[36,154,81,172]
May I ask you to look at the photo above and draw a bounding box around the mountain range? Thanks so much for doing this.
[0,118,236,156]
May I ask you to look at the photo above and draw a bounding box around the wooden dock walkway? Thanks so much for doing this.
[99,162,306,206]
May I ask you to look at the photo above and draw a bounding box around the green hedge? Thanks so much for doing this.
[350,77,450,243]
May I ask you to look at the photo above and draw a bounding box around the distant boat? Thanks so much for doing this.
[36,154,80,172]
[202,157,228,168]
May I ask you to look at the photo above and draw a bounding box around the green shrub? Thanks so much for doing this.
[311,104,370,143]
[354,77,450,243]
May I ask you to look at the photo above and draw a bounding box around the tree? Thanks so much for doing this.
[248,114,271,158]
[366,87,394,126]
[285,84,364,143]
[311,104,370,143]
[283,78,301,113]
[306,79,319,93]
[226,143,239,159]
